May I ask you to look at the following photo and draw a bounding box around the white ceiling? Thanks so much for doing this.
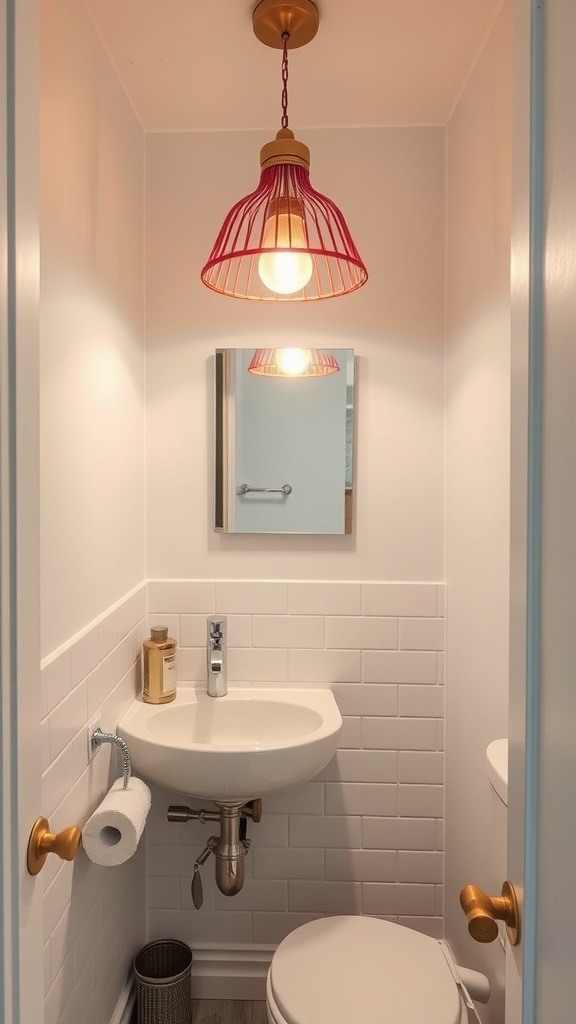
[84,0,504,133]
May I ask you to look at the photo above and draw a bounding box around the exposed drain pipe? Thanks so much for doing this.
[214,803,249,896]
[167,799,262,902]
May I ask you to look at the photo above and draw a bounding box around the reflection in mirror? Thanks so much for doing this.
[214,349,354,535]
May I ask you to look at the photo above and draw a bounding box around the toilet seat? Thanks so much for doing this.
[267,917,467,1024]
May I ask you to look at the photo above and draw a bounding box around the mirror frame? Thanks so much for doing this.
[214,348,355,536]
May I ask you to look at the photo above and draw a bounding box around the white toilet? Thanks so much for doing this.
[266,914,489,1024]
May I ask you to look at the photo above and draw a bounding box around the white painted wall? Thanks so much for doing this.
[444,4,512,1022]
[145,127,445,580]
[39,1,147,1021]
[40,0,146,658]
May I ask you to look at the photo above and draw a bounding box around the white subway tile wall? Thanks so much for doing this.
[41,584,148,1024]
[42,578,445,1024]
[146,579,445,947]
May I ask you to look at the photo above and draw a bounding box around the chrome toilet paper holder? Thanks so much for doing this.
[91,727,132,788]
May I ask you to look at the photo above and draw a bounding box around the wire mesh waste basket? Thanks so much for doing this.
[134,939,193,1024]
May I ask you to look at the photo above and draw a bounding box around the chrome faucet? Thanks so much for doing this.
[207,616,227,697]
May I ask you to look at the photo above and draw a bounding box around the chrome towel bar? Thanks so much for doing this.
[236,483,292,496]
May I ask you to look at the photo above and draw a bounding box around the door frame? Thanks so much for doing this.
[0,2,43,1022]
[507,0,540,1019]
[508,0,576,1021]
[519,0,576,1019]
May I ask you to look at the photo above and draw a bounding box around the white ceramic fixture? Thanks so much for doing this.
[486,737,508,805]
[486,737,508,889]
[117,687,342,804]
[266,916,489,1024]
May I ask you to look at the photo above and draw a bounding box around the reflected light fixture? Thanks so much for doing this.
[201,0,368,301]
[247,348,340,376]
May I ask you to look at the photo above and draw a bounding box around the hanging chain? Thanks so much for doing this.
[281,32,290,128]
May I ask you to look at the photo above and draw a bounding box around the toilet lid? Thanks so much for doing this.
[269,917,462,1024]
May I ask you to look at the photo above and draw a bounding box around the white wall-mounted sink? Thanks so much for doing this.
[117,687,342,804]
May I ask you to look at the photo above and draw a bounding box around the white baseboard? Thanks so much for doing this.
[110,980,135,1024]
[190,943,274,1000]
[113,944,272,1013]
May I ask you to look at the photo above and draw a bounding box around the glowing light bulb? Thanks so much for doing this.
[274,348,312,376]
[258,201,313,295]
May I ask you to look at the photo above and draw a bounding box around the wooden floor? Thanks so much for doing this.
[131,996,267,1024]
[192,1001,268,1024]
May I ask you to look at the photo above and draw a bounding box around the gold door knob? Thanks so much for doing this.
[460,881,520,946]
[27,816,82,875]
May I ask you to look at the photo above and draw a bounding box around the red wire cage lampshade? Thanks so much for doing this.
[201,129,368,301]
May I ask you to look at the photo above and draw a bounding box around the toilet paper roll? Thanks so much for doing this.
[82,777,152,867]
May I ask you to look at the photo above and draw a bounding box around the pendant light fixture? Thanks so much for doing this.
[201,0,368,301]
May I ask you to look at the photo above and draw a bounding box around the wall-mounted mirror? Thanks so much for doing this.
[215,348,354,535]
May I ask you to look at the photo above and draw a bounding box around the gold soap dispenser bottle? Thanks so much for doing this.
[143,626,177,704]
